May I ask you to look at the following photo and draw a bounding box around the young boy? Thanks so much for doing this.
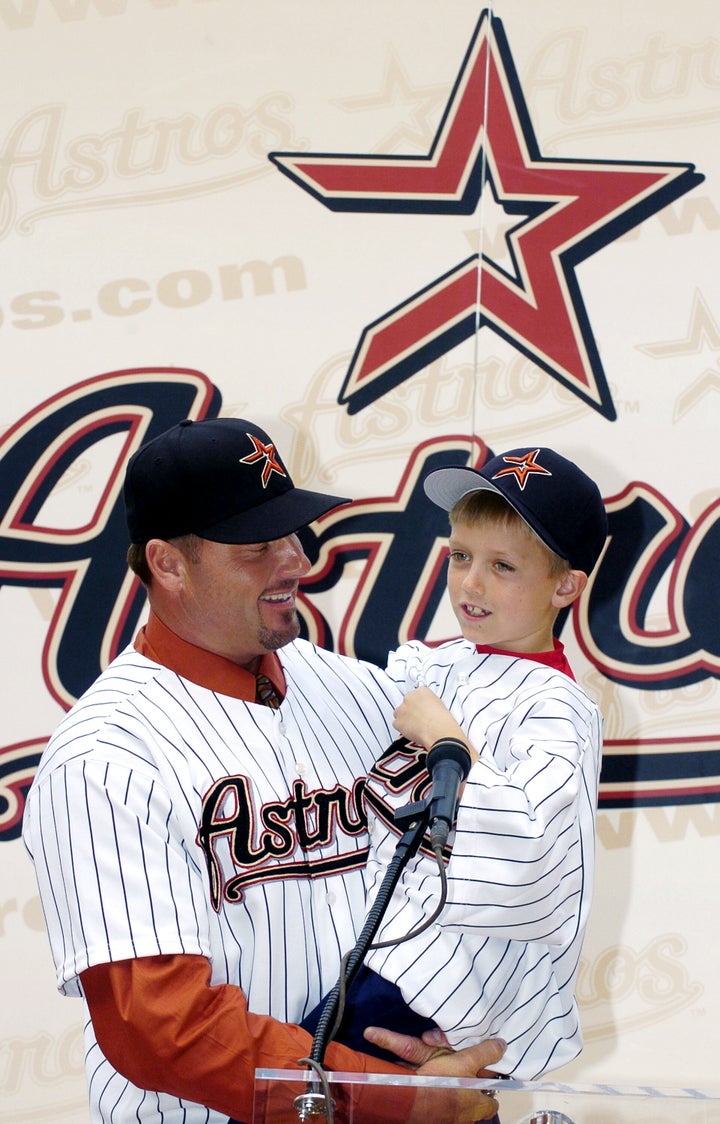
[303,446,607,1079]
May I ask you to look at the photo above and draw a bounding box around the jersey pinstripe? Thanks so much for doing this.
[23,638,401,1124]
[364,638,602,1078]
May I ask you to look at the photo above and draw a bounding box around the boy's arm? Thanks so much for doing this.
[393,686,478,762]
[394,683,602,944]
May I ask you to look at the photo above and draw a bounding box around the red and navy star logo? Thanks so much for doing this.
[492,449,551,490]
[239,433,286,487]
[270,11,703,421]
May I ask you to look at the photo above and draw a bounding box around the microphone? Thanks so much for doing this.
[426,737,472,849]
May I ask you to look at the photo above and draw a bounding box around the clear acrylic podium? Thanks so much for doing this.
[253,1069,720,1123]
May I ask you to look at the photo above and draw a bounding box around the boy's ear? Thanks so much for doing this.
[552,568,588,609]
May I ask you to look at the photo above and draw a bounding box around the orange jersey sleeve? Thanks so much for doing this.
[81,953,405,1122]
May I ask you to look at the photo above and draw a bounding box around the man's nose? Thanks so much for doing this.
[275,534,311,577]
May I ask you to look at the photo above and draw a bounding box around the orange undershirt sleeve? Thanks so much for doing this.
[81,953,405,1122]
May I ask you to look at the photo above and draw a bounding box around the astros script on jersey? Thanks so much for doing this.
[23,638,401,1124]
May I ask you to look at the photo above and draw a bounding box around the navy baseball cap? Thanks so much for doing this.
[424,447,607,575]
[124,417,350,544]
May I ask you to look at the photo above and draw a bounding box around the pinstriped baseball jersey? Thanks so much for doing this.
[23,638,401,1124]
[363,638,602,1079]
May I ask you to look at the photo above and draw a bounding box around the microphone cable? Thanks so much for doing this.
[324,836,449,1048]
[310,735,472,1056]
[295,736,472,1117]
[295,811,431,1122]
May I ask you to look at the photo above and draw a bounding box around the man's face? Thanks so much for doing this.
[446,516,565,653]
[176,533,311,669]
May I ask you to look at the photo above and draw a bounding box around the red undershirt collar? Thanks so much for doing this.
[475,637,575,680]
[134,610,286,702]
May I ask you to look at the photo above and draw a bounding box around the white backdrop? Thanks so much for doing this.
[1,2,719,1120]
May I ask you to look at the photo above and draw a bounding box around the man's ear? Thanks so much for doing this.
[552,568,588,609]
[145,539,186,591]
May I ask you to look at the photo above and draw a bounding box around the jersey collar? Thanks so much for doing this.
[134,610,286,702]
[475,637,575,679]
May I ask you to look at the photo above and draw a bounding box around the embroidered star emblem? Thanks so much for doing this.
[492,449,552,490]
[270,11,703,421]
[239,434,286,487]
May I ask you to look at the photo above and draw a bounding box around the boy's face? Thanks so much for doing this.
[447,516,567,653]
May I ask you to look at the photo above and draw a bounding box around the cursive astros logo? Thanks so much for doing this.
[197,773,368,908]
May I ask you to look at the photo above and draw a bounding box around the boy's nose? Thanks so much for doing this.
[463,565,484,596]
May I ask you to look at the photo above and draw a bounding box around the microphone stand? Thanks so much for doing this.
[293,796,431,1121]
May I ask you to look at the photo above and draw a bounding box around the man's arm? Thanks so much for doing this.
[81,954,404,1121]
[82,955,505,1122]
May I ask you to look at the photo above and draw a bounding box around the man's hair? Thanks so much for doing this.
[449,491,569,577]
[126,534,203,587]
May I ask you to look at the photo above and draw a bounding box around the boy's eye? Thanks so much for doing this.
[448,549,469,563]
[494,560,514,572]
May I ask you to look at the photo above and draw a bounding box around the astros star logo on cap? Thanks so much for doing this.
[239,433,287,487]
[492,449,552,490]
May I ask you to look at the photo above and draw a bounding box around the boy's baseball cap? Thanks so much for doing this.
[124,417,350,544]
[424,447,607,575]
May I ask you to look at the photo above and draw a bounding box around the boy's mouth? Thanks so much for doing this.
[463,603,490,619]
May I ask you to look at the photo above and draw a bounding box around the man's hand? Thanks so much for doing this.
[362,1026,504,1122]
[363,1025,505,1076]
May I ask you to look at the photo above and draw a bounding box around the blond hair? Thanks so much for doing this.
[449,491,569,577]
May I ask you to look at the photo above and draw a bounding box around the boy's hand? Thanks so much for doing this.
[393,687,476,762]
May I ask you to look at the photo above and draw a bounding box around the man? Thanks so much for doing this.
[23,417,503,1124]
